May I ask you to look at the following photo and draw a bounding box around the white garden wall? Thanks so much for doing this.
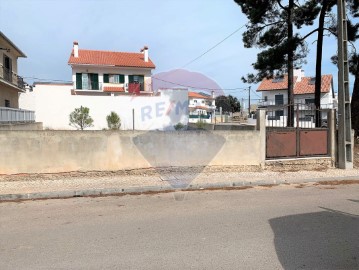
[19,84,188,130]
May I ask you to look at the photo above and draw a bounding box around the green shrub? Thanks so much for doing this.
[106,111,121,130]
[69,106,94,130]
[174,122,185,130]
[195,120,207,129]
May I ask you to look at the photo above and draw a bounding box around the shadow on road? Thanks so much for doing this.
[269,207,359,269]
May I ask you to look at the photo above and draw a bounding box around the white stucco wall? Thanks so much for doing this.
[19,84,188,130]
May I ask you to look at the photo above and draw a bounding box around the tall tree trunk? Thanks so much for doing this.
[287,0,295,127]
[314,1,329,127]
[351,70,359,138]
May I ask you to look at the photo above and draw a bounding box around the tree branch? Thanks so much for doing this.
[276,0,287,10]
[300,28,319,41]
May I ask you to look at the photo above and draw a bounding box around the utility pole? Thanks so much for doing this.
[337,0,353,169]
[241,98,244,116]
[248,86,251,115]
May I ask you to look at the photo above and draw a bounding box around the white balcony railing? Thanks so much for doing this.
[0,107,35,123]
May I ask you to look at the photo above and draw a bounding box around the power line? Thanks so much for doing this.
[181,24,246,68]
[152,76,248,91]
[23,76,72,83]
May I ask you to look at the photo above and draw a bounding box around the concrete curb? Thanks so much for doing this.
[0,175,358,202]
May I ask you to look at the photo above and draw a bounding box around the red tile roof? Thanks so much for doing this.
[257,75,297,91]
[188,91,211,99]
[257,74,332,95]
[68,49,156,69]
[293,75,332,94]
[103,86,125,92]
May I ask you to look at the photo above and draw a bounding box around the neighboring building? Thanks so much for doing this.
[0,32,36,125]
[68,42,155,95]
[20,42,188,130]
[0,31,27,108]
[257,69,336,126]
[188,91,216,123]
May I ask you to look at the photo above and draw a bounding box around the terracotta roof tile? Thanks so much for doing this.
[257,75,297,91]
[68,49,155,69]
[293,75,332,94]
[188,91,211,99]
[103,86,125,92]
[257,74,332,95]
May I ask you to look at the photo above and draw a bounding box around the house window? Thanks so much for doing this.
[264,96,268,102]
[272,76,284,83]
[268,110,283,120]
[5,99,10,107]
[309,77,315,85]
[3,54,12,82]
[128,75,144,91]
[305,98,315,104]
[194,100,197,103]
[103,74,125,84]
[299,115,314,122]
[76,73,99,90]
[202,100,205,104]
[275,110,283,118]
[275,94,284,105]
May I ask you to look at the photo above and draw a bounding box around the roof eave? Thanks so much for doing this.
[68,62,155,69]
[0,31,27,58]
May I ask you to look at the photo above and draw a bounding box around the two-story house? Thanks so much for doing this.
[257,69,335,126]
[68,41,156,95]
[188,91,216,123]
[0,32,36,125]
[0,31,27,108]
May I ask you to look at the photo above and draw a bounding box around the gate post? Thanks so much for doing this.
[256,109,266,168]
[328,109,337,167]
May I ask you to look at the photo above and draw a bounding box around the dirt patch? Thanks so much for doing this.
[193,186,253,192]
[316,180,359,186]
[295,184,307,188]
[258,184,278,188]
[0,166,262,182]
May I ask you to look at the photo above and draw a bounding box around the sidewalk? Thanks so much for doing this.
[1,166,359,201]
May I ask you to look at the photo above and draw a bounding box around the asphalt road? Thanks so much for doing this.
[1,183,358,270]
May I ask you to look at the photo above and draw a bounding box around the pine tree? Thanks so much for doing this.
[235,0,321,126]
[69,106,94,130]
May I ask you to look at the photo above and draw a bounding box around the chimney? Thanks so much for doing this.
[141,46,149,62]
[294,68,303,82]
[73,41,79,58]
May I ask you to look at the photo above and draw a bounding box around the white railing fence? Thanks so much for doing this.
[0,107,35,123]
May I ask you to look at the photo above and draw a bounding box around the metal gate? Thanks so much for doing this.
[266,104,329,159]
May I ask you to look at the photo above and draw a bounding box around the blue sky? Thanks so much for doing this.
[1,0,354,104]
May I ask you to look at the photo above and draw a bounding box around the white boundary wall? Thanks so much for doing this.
[19,84,188,130]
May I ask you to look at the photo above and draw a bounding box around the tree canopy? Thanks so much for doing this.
[235,0,322,126]
[106,111,121,130]
[215,95,241,113]
[69,106,94,130]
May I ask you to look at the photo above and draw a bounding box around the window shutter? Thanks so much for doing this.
[92,73,99,90]
[103,74,109,83]
[119,74,125,83]
[76,73,82,89]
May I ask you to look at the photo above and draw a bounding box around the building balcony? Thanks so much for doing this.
[0,107,35,123]
[72,82,145,94]
[0,65,26,91]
